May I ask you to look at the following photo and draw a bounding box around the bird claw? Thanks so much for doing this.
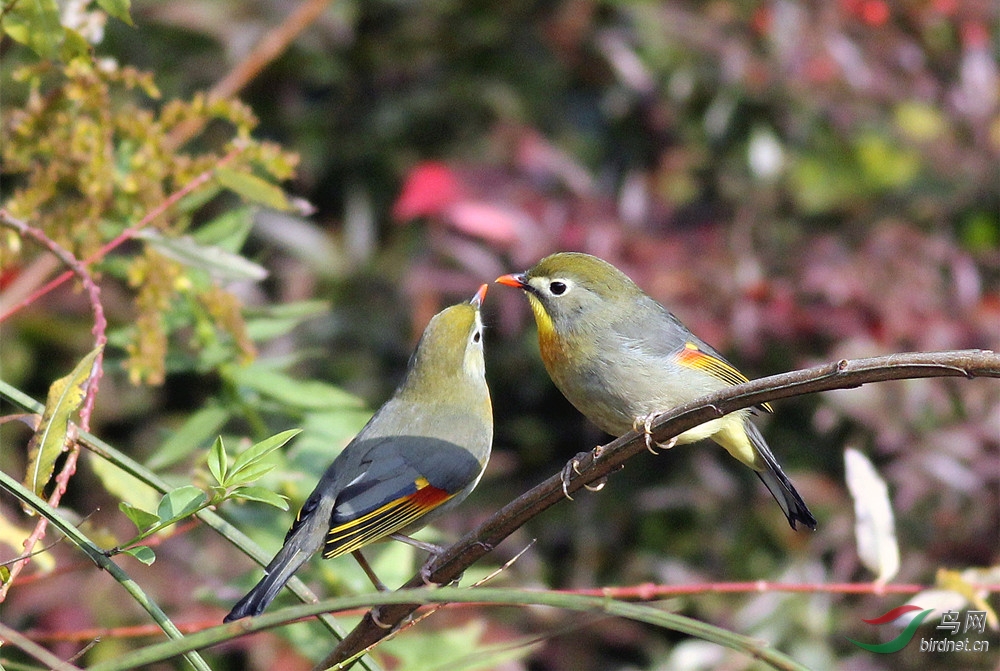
[560,460,577,501]
[634,414,677,454]
[419,564,437,586]
[371,607,393,630]
[561,446,607,499]
[420,562,462,587]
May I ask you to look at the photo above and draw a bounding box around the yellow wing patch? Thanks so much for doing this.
[674,342,773,413]
[323,477,454,559]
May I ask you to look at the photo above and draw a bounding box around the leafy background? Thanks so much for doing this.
[0,0,997,670]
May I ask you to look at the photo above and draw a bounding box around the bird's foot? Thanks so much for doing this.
[560,446,608,499]
[370,607,393,630]
[560,458,579,500]
[634,414,678,454]
[419,563,462,587]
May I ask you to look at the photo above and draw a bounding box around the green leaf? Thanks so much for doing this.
[146,404,230,471]
[60,27,91,61]
[23,347,102,499]
[2,0,63,60]
[207,436,227,485]
[230,429,300,473]
[244,300,329,342]
[291,409,372,476]
[247,300,330,321]
[961,211,1000,252]
[156,486,207,522]
[788,155,863,213]
[191,207,255,252]
[225,460,277,486]
[231,364,363,411]
[122,545,156,565]
[382,620,493,671]
[89,452,161,515]
[119,501,160,532]
[231,486,289,510]
[216,168,291,211]
[96,0,133,26]
[135,229,268,281]
[227,429,300,484]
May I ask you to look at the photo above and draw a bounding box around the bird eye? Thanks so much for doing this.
[473,331,481,343]
[549,281,567,296]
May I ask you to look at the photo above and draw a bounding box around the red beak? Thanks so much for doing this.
[495,273,528,289]
[470,284,488,307]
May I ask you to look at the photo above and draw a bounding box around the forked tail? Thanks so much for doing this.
[745,421,817,530]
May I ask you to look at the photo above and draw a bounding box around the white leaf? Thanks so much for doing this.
[135,230,268,281]
[845,447,900,583]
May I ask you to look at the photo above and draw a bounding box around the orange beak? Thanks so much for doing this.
[495,272,528,289]
[470,284,488,307]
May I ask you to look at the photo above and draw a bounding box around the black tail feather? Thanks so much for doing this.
[224,524,320,622]
[745,422,816,531]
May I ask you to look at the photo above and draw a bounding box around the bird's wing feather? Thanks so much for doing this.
[322,435,484,558]
[612,297,773,412]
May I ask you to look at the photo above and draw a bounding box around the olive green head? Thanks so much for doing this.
[398,285,488,402]
[498,252,644,334]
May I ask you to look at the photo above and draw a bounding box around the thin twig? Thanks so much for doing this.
[0,470,214,671]
[0,377,364,659]
[0,210,106,426]
[318,349,1000,669]
[0,210,107,602]
[562,580,1000,599]
[165,0,337,149]
[0,145,244,323]
[326,540,539,671]
[0,619,83,671]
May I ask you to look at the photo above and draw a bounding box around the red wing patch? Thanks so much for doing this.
[674,342,773,413]
[324,477,454,559]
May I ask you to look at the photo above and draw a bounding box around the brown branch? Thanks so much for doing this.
[165,0,337,149]
[317,349,1000,670]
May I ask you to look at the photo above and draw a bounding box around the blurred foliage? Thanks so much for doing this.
[1,0,998,670]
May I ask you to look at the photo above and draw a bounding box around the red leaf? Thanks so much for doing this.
[393,161,462,221]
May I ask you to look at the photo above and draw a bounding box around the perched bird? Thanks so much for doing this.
[497,253,815,530]
[225,286,493,621]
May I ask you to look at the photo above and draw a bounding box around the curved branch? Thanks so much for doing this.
[0,210,106,427]
[0,469,212,671]
[0,209,107,604]
[319,348,1000,669]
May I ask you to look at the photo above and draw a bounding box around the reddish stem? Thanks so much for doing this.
[0,146,243,324]
[0,210,107,601]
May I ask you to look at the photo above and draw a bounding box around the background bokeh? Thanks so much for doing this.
[1,1,998,670]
